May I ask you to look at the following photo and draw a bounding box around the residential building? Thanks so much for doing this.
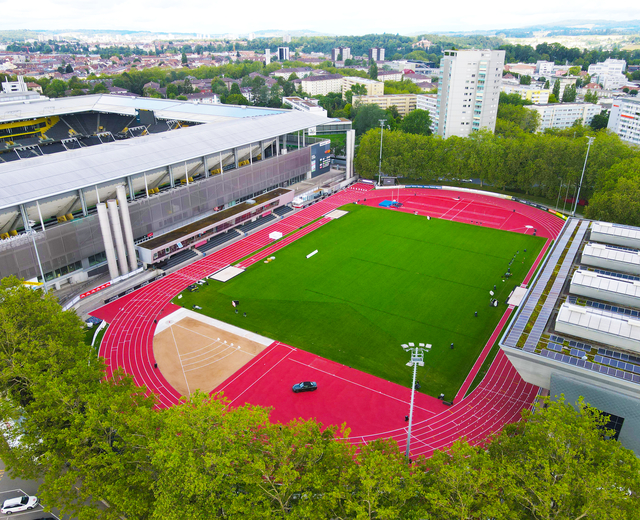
[436,49,505,138]
[536,60,555,76]
[608,98,640,146]
[588,58,627,76]
[412,39,433,49]
[277,47,290,61]
[588,59,627,91]
[300,74,344,96]
[352,94,417,117]
[502,84,551,104]
[594,73,628,91]
[550,76,579,99]
[368,47,385,62]
[416,94,438,131]
[331,47,351,61]
[342,77,384,98]
[271,67,313,79]
[376,70,403,82]
[524,102,603,131]
[506,63,536,76]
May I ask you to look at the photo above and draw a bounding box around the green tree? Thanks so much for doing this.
[181,52,188,65]
[519,74,531,85]
[369,60,378,80]
[400,109,432,136]
[586,157,640,225]
[64,63,73,73]
[353,103,387,135]
[562,83,577,102]
[552,79,561,101]
[568,65,582,76]
[489,396,640,519]
[590,111,609,130]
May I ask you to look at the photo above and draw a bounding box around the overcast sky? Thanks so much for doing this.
[1,0,639,36]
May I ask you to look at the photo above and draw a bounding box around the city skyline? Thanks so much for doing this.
[0,0,639,37]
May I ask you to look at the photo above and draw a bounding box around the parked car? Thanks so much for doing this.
[1,495,38,514]
[292,381,317,393]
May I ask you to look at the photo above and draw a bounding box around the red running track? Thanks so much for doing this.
[94,184,563,456]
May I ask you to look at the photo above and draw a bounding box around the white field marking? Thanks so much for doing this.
[170,325,191,396]
[287,358,437,416]
[224,347,295,405]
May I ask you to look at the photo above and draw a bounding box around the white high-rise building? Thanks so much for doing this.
[608,98,640,146]
[436,49,505,139]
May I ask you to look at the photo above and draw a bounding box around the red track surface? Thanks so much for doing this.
[95,184,563,457]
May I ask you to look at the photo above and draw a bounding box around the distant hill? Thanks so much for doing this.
[408,19,640,38]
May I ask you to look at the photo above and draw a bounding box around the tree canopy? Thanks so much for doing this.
[1,277,640,518]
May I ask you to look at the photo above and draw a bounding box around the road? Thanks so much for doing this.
[0,460,62,519]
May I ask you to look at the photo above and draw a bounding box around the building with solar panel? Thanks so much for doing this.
[0,94,354,292]
[501,219,640,453]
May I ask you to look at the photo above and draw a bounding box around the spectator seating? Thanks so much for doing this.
[274,205,294,217]
[196,230,242,254]
[240,214,277,234]
[161,249,199,271]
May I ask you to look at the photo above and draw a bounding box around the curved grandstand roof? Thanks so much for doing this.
[0,108,332,210]
[0,94,286,124]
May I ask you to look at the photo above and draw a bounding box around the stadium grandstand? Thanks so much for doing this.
[501,220,640,453]
[0,94,355,290]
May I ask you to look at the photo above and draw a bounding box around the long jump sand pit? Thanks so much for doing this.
[153,308,272,396]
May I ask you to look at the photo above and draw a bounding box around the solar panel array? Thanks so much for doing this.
[522,220,590,352]
[539,348,640,383]
[604,243,639,253]
[568,340,593,352]
[585,299,640,317]
[503,219,579,349]
[591,268,640,282]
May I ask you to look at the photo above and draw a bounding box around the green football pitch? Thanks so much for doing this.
[175,204,545,399]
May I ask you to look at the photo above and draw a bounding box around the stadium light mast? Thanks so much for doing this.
[572,136,595,217]
[402,343,431,460]
[378,119,386,186]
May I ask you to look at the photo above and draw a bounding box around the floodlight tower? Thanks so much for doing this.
[572,136,595,217]
[401,342,431,459]
[378,119,386,186]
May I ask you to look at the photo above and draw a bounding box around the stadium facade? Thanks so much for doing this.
[501,219,640,453]
[0,95,354,289]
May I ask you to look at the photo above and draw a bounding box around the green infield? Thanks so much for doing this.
[173,204,545,399]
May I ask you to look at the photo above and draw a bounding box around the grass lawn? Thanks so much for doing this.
[174,204,545,399]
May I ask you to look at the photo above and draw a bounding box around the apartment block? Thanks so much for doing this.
[300,74,344,96]
[608,98,640,145]
[331,47,351,61]
[368,47,385,62]
[416,94,438,131]
[342,77,384,98]
[436,49,505,138]
[352,94,416,117]
[525,102,603,131]
[502,84,550,104]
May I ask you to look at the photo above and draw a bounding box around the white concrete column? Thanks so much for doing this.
[96,203,119,279]
[346,129,356,179]
[116,185,138,272]
[107,199,128,275]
